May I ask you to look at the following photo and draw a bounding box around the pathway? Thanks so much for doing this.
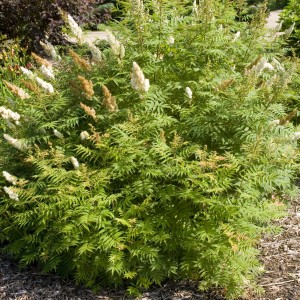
[266,10,282,29]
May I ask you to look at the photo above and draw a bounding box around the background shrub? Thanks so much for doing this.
[280,0,300,56]
[0,0,299,299]
[246,0,288,10]
[0,0,113,52]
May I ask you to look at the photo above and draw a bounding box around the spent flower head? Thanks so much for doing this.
[4,80,30,99]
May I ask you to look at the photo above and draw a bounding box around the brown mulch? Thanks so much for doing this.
[1,199,300,300]
[254,197,300,300]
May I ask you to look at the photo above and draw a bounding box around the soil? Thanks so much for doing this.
[0,197,300,299]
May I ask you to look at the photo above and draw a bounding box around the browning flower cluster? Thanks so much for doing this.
[31,53,52,68]
[69,49,91,71]
[4,80,30,99]
[21,79,40,93]
[78,76,94,100]
[102,85,118,112]
[80,102,97,121]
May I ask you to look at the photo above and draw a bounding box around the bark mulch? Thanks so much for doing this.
[254,197,300,300]
[1,198,300,300]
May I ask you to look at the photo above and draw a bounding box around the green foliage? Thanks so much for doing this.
[0,0,299,299]
[280,0,300,56]
[245,0,288,10]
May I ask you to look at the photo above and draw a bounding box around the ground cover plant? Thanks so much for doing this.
[0,0,300,299]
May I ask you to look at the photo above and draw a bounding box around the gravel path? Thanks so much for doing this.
[266,10,282,29]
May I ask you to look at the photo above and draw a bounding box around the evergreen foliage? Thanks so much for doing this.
[0,0,299,298]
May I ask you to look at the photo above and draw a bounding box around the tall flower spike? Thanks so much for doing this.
[3,80,30,99]
[233,31,240,42]
[131,62,150,93]
[53,129,64,139]
[86,41,103,62]
[193,0,199,16]
[168,36,175,45]
[80,131,90,141]
[78,76,94,100]
[40,41,61,61]
[3,186,19,201]
[285,22,295,36]
[133,0,144,11]
[4,134,28,151]
[272,58,285,72]
[31,52,52,68]
[3,171,17,185]
[21,79,40,93]
[106,30,125,59]
[102,85,118,112]
[69,49,91,71]
[61,11,84,44]
[248,57,274,74]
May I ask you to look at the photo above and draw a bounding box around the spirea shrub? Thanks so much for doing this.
[0,0,299,298]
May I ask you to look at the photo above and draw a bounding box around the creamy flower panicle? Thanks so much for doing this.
[80,131,90,141]
[3,134,28,151]
[3,186,19,201]
[0,106,20,125]
[3,171,17,185]
[131,62,150,93]
[70,156,80,169]
[40,65,55,79]
[53,129,64,139]
[36,77,54,94]
[106,30,125,60]
[20,67,35,80]
[185,87,193,99]
[66,14,84,43]
[40,41,61,61]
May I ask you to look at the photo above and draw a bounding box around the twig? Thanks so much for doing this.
[261,279,295,287]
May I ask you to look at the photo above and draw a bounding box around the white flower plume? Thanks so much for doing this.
[70,156,79,169]
[40,65,55,80]
[40,41,61,61]
[36,77,54,94]
[185,87,193,99]
[3,171,17,185]
[131,62,150,93]
[3,134,28,151]
[3,186,19,201]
